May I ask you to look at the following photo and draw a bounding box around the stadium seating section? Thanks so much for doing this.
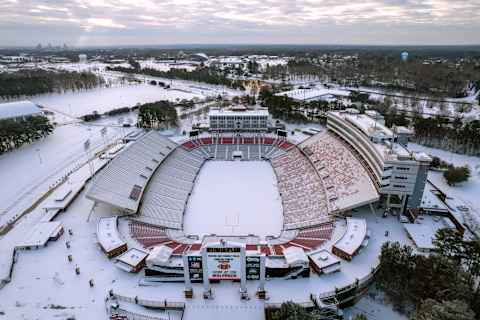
[181,134,292,160]
[301,132,374,211]
[137,148,206,229]
[271,148,330,229]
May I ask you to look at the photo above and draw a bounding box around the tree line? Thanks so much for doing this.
[0,69,104,99]
[262,56,479,98]
[376,229,480,319]
[137,101,178,129]
[411,116,480,156]
[0,116,54,154]
[106,65,246,90]
[364,95,480,156]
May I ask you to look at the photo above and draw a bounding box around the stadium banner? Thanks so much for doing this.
[245,256,261,281]
[189,130,199,137]
[187,255,203,281]
[206,247,242,280]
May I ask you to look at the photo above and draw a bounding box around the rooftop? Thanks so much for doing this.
[333,218,367,256]
[330,111,416,162]
[403,215,456,251]
[146,245,174,267]
[116,248,149,267]
[0,100,42,120]
[208,108,269,117]
[16,221,62,248]
[283,246,308,266]
[97,216,126,253]
[308,249,341,270]
[275,87,350,101]
[344,113,394,140]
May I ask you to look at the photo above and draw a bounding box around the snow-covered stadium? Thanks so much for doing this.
[2,108,466,320]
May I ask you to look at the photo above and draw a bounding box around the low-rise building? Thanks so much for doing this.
[208,107,269,131]
[0,101,43,122]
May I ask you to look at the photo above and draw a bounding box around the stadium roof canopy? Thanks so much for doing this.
[86,131,177,213]
[0,100,42,120]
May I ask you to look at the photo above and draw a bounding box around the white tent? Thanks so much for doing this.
[146,245,173,267]
[283,246,308,267]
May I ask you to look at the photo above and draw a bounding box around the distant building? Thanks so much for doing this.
[401,51,409,62]
[208,107,269,131]
[190,53,208,62]
[0,101,43,121]
[78,54,87,63]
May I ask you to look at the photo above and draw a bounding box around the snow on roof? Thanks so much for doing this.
[394,126,413,135]
[275,87,350,101]
[420,183,449,211]
[344,113,394,139]
[333,218,367,256]
[146,245,173,267]
[86,131,177,212]
[191,53,208,60]
[283,246,308,266]
[308,250,340,270]
[0,100,42,120]
[404,215,456,251]
[116,248,148,267]
[208,108,269,117]
[97,216,126,253]
[413,152,433,163]
[403,223,436,250]
[16,222,62,248]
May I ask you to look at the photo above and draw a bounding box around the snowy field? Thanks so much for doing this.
[0,120,133,226]
[30,84,203,118]
[183,161,283,238]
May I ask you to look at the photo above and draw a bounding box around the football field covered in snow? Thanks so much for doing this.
[183,161,284,238]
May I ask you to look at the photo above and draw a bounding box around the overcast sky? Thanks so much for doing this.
[1,0,479,47]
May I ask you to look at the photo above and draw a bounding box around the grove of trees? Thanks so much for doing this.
[0,116,54,153]
[137,101,178,129]
[0,70,104,99]
[107,65,246,90]
[376,229,480,319]
[270,302,319,320]
[259,87,345,123]
[412,116,480,156]
[443,166,471,186]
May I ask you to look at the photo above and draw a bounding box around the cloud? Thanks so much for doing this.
[0,0,479,46]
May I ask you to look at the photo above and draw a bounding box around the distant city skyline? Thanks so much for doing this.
[1,0,479,47]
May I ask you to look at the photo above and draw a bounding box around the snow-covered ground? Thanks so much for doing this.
[0,199,412,320]
[344,289,407,320]
[31,83,203,118]
[409,143,480,234]
[0,120,134,227]
[350,85,480,120]
[183,161,284,238]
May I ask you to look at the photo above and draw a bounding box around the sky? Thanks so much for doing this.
[0,0,479,47]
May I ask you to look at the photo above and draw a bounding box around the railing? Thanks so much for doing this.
[113,308,169,320]
[112,292,185,310]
